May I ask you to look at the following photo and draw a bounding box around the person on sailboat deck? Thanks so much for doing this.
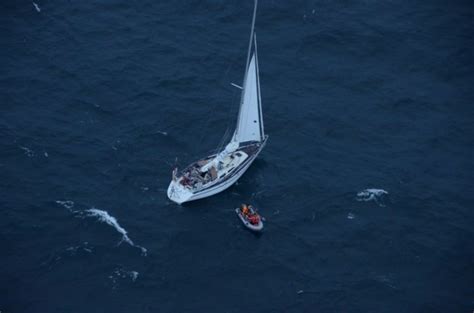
[181,175,191,186]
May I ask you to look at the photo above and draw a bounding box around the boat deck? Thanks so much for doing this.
[177,141,262,190]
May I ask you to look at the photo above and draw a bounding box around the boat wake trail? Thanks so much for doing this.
[356,189,389,206]
[85,208,147,256]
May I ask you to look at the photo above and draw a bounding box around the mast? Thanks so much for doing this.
[243,0,258,88]
[234,0,258,140]
[254,33,264,140]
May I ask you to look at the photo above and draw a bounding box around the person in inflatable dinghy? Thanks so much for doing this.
[240,204,260,225]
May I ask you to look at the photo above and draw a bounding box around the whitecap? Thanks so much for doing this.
[112,139,121,150]
[347,212,355,220]
[373,274,397,290]
[156,131,168,136]
[85,208,147,256]
[20,146,34,157]
[66,246,77,253]
[32,2,41,12]
[65,242,93,255]
[56,200,75,211]
[42,242,92,269]
[130,271,139,282]
[109,268,139,289]
[356,188,388,206]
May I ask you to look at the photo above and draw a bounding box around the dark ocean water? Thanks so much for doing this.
[1,0,473,312]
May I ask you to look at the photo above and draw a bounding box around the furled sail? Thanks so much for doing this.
[233,49,264,144]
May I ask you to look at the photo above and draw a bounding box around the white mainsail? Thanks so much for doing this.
[233,41,264,144]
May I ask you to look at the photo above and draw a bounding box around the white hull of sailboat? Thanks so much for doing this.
[167,138,267,204]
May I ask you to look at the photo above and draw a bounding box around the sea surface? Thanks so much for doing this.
[1,0,473,312]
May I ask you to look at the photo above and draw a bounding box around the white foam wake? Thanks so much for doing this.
[85,208,147,256]
[356,188,388,206]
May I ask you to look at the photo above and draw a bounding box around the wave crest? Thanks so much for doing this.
[56,200,75,211]
[86,208,147,256]
[356,188,388,206]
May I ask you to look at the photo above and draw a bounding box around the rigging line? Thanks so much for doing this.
[243,0,258,88]
[215,80,239,153]
[196,58,237,151]
[213,58,240,152]
[216,127,230,153]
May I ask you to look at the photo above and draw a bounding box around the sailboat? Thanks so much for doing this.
[167,0,267,204]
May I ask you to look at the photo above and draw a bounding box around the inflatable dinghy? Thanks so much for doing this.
[235,206,263,232]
